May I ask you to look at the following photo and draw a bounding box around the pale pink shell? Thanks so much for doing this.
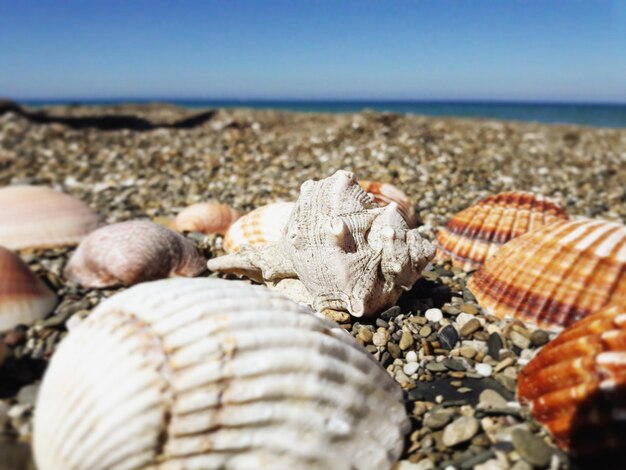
[223,202,295,253]
[357,180,416,227]
[0,246,57,331]
[173,202,243,235]
[0,185,101,250]
[64,220,206,288]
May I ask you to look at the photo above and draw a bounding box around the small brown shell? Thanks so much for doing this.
[0,185,101,250]
[0,246,57,331]
[437,191,568,271]
[63,220,206,288]
[223,202,295,253]
[518,304,626,460]
[357,180,416,227]
[468,218,626,329]
[173,202,243,235]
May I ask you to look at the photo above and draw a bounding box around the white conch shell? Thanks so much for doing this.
[64,220,206,288]
[223,201,295,253]
[208,171,435,317]
[33,278,409,470]
[173,202,243,235]
[0,246,57,331]
[0,185,101,250]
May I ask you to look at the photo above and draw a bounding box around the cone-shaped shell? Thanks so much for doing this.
[34,278,409,470]
[0,185,101,250]
[469,219,626,329]
[357,180,416,227]
[64,220,206,288]
[223,202,294,253]
[436,191,568,271]
[0,247,57,331]
[518,304,626,459]
[173,202,243,235]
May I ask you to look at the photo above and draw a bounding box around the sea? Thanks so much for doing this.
[22,99,626,128]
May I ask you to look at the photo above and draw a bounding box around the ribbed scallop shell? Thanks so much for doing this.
[173,202,243,235]
[0,247,57,331]
[357,180,416,227]
[468,218,626,329]
[518,304,626,457]
[223,202,294,253]
[437,191,568,271]
[0,185,101,250]
[34,278,409,470]
[64,220,206,288]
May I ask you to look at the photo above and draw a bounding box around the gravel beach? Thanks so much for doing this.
[1,103,625,469]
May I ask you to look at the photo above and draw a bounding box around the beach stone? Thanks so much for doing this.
[423,411,452,430]
[400,331,414,350]
[510,331,531,349]
[459,345,477,359]
[388,342,402,358]
[357,327,373,343]
[487,333,504,360]
[17,384,39,406]
[456,312,475,329]
[404,362,419,375]
[439,325,459,350]
[460,318,481,337]
[478,389,507,408]
[511,429,553,467]
[380,306,401,321]
[475,460,507,470]
[460,303,479,315]
[510,461,533,470]
[443,358,465,371]
[373,329,390,347]
[530,329,550,347]
[442,416,479,447]
[393,460,435,470]
[406,350,418,362]
[425,308,443,323]
[419,325,432,337]
[426,362,448,373]
[475,363,493,377]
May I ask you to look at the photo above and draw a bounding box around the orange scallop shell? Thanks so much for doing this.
[436,191,569,271]
[0,185,101,250]
[468,218,626,329]
[518,304,626,458]
[223,202,295,253]
[0,246,57,331]
[357,180,416,227]
[173,202,243,235]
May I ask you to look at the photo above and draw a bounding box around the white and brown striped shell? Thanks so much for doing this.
[64,220,206,288]
[0,247,57,331]
[223,202,294,253]
[0,185,101,250]
[33,278,409,470]
[173,202,243,235]
[518,304,626,460]
[358,180,416,227]
[469,218,626,329]
[437,191,568,271]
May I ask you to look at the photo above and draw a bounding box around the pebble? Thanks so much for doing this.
[403,362,419,375]
[394,460,435,470]
[460,318,481,337]
[426,362,448,373]
[459,346,477,359]
[493,357,515,373]
[510,331,531,349]
[419,325,433,338]
[424,308,443,323]
[511,428,554,467]
[380,306,401,321]
[478,389,507,408]
[443,358,465,371]
[388,342,402,358]
[530,329,550,347]
[439,325,459,350]
[460,303,479,315]
[442,416,479,447]
[17,384,40,406]
[399,331,415,350]
[406,350,418,363]
[373,330,390,347]
[487,333,504,360]
[423,411,452,430]
[475,363,493,377]
[455,313,475,329]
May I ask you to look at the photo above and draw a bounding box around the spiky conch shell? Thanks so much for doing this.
[357,180,416,227]
[33,278,409,470]
[518,304,626,461]
[173,202,243,235]
[468,218,626,329]
[0,185,101,250]
[223,202,295,253]
[64,220,206,288]
[436,191,568,272]
[0,246,57,332]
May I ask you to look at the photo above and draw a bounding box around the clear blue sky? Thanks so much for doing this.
[1,0,625,102]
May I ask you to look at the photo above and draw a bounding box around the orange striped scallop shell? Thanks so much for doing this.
[437,192,568,272]
[468,218,626,329]
[223,202,295,253]
[518,304,626,459]
[173,202,243,235]
[357,180,416,227]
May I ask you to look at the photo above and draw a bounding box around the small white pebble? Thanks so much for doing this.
[455,312,474,329]
[425,308,443,323]
[405,350,418,363]
[403,362,419,375]
[475,363,493,377]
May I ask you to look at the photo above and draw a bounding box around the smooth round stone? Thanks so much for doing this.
[487,332,504,360]
[406,350,418,363]
[419,325,433,337]
[459,346,477,359]
[439,325,459,350]
[478,389,507,408]
[475,363,493,377]
[511,429,554,467]
[530,329,550,347]
[460,318,481,337]
[403,362,419,375]
[456,312,475,329]
[423,411,452,430]
[399,331,415,350]
[442,416,480,447]
[425,308,443,323]
[426,362,448,373]
[460,303,479,315]
[510,331,531,349]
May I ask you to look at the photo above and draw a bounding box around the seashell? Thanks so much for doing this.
[173,202,243,235]
[357,180,416,227]
[0,185,101,250]
[208,170,435,317]
[0,246,57,331]
[64,220,206,288]
[436,191,568,271]
[518,304,626,459]
[223,201,294,253]
[468,218,626,329]
[33,278,409,470]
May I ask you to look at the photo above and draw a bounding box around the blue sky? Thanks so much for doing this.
[1,0,625,102]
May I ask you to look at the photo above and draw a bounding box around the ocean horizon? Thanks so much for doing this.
[20,99,626,128]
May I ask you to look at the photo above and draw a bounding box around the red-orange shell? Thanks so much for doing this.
[357,180,416,227]
[468,218,626,329]
[436,191,568,271]
[173,202,243,235]
[518,304,626,457]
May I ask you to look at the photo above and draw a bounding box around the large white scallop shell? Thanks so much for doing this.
[63,220,206,288]
[33,278,409,470]
[0,246,57,331]
[0,185,101,250]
